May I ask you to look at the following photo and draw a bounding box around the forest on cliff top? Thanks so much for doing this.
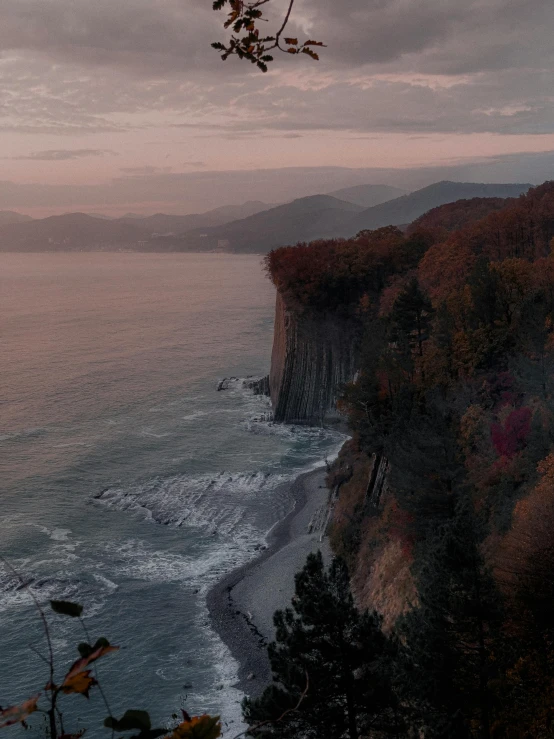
[261,181,554,737]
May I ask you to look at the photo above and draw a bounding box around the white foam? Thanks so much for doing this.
[50,528,72,542]
[140,428,172,439]
[187,607,248,737]
[93,573,119,593]
[94,470,288,537]
[181,411,207,422]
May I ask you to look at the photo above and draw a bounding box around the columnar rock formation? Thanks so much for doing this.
[268,293,360,424]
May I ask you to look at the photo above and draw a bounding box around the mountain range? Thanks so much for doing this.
[326,183,406,208]
[0,181,532,253]
[179,181,532,253]
[115,200,272,234]
[0,211,34,226]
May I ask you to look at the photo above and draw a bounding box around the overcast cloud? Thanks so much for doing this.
[1,0,553,214]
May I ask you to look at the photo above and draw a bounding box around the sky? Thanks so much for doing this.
[2,0,554,216]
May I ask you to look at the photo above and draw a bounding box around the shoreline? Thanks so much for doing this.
[206,465,331,698]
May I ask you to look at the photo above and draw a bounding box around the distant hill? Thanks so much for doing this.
[349,181,532,235]
[116,200,272,235]
[0,182,533,253]
[180,195,364,253]
[0,211,33,226]
[0,213,150,251]
[407,197,514,238]
[327,184,407,208]
[0,201,274,252]
[181,182,531,253]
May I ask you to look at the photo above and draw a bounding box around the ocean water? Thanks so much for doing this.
[0,253,344,736]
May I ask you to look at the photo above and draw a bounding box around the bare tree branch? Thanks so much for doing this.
[0,557,57,739]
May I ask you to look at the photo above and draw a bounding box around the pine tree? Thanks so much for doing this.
[398,497,503,739]
[243,552,403,738]
[390,277,434,356]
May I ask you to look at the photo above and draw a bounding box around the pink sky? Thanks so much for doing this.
[1,0,554,214]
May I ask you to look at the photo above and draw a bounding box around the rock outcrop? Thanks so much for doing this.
[268,293,360,424]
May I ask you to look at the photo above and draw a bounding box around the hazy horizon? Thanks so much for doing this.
[0,158,547,219]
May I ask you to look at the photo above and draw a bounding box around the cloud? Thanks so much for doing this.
[11,148,116,160]
[120,165,173,176]
[3,0,550,79]
[0,0,553,143]
[0,0,237,77]
[295,0,554,74]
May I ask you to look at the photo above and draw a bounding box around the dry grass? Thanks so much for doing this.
[328,441,417,631]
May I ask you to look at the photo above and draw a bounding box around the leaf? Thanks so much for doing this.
[168,715,221,739]
[50,600,84,618]
[304,40,325,46]
[62,671,98,699]
[0,695,40,728]
[77,637,110,659]
[105,711,152,733]
[65,644,119,681]
[287,47,297,54]
[301,47,320,60]
[284,37,298,45]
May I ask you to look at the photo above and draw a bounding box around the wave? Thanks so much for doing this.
[0,571,83,613]
[181,411,207,422]
[0,427,47,443]
[93,470,289,537]
[139,428,173,439]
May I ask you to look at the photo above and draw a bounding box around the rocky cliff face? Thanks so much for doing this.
[328,442,416,632]
[268,292,360,424]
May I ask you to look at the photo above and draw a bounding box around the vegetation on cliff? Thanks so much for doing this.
[264,226,431,314]
[263,181,554,736]
[244,553,401,739]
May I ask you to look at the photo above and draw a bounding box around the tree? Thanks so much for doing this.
[399,498,503,739]
[494,453,554,736]
[390,277,434,357]
[212,0,325,72]
[243,552,402,738]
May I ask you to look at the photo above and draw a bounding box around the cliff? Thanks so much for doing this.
[268,292,360,424]
[327,443,416,632]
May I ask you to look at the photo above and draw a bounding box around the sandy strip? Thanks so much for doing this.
[207,466,331,698]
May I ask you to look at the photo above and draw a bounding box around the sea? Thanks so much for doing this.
[0,253,345,737]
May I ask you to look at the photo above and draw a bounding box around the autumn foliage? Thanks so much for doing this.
[266,181,554,736]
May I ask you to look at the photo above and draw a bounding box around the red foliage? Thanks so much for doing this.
[491,407,532,459]
[419,182,554,299]
[378,272,415,317]
[408,197,512,242]
[265,226,416,312]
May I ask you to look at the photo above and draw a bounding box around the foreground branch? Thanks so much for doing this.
[212,0,325,72]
